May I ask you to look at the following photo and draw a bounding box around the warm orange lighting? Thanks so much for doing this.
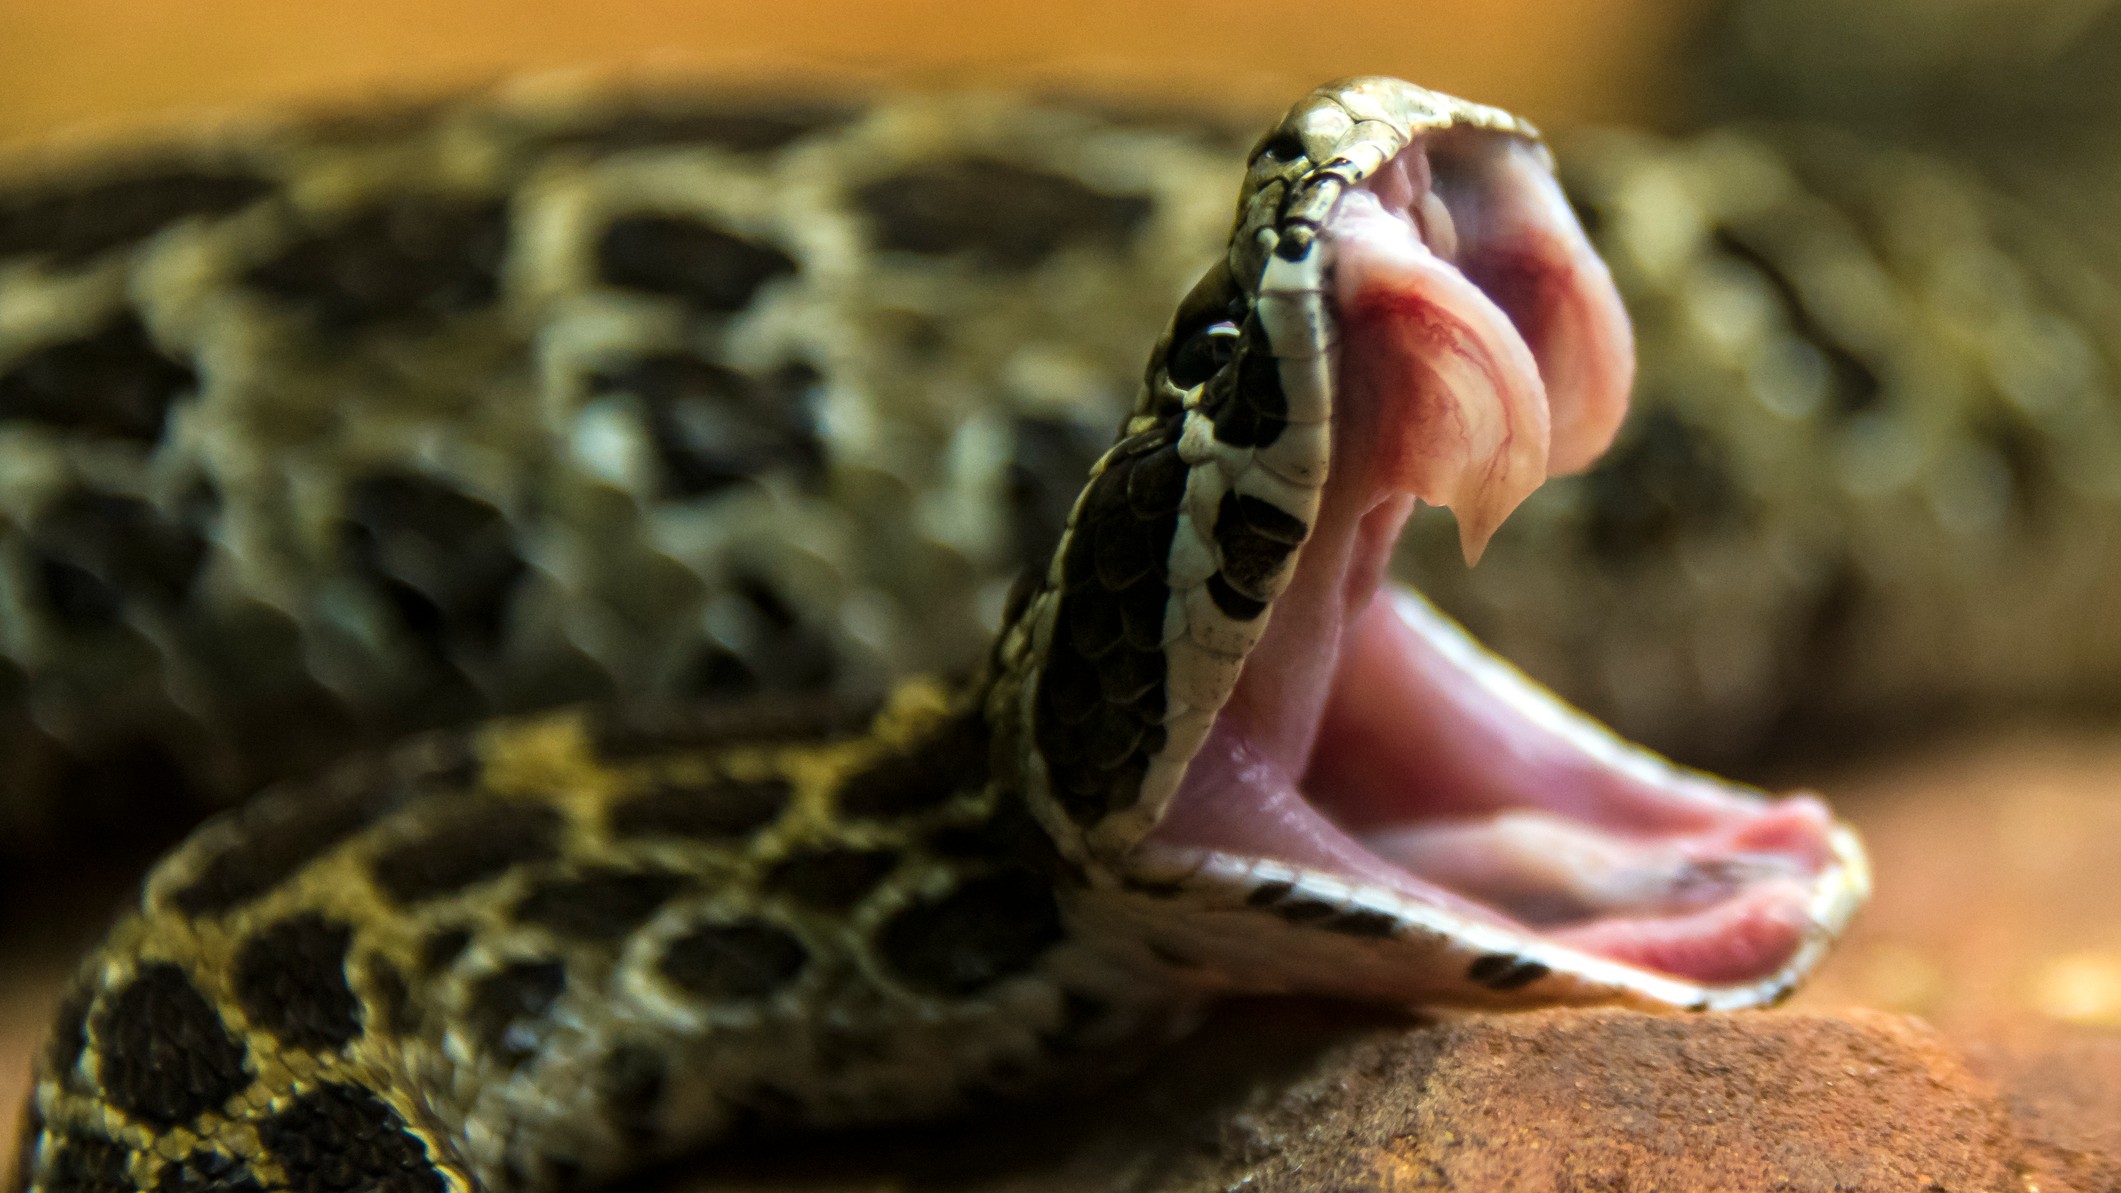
[0,0,1699,147]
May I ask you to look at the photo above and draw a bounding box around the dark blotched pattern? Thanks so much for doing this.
[244,197,508,329]
[1034,425,1183,825]
[855,159,1151,268]
[232,913,362,1052]
[258,1083,446,1193]
[96,965,252,1127]
[0,166,273,265]
[0,316,198,443]
[876,870,1063,996]
[595,215,796,311]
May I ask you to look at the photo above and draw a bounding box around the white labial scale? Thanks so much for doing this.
[1125,705,1222,839]
[1259,254,1333,424]
[1165,510,1219,589]
[1251,419,1332,488]
[1176,408,1221,466]
[1176,440,1230,555]
[1225,466,1320,526]
[1170,632,1247,713]
[1187,589,1267,662]
[1253,289,1330,357]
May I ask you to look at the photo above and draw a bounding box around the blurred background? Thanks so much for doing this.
[0,0,1706,147]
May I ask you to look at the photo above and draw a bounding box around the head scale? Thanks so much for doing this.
[989,79,1541,874]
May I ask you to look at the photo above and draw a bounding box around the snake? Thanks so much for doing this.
[3,76,1879,1193]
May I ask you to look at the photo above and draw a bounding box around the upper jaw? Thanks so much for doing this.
[1119,124,1867,1009]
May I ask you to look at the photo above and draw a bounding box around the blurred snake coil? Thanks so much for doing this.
[3,9,2121,1190]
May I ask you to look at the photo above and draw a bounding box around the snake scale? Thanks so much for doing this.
[3,29,2119,1192]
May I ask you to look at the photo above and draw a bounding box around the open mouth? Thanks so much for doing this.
[1135,128,1863,999]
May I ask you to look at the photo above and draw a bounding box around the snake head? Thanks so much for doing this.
[995,77,1867,1012]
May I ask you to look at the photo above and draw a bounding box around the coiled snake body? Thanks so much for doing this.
[17,67,2099,1193]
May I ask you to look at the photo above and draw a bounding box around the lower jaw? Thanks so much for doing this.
[1138,584,1859,992]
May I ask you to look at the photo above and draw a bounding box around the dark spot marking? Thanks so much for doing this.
[763,848,897,912]
[514,867,689,942]
[169,772,397,915]
[855,158,1151,268]
[97,963,251,1126]
[1213,491,1307,600]
[1244,880,1293,908]
[588,355,825,497]
[419,927,473,973]
[599,1045,668,1142]
[0,166,273,265]
[659,920,809,1001]
[466,961,567,1067]
[1325,909,1399,939]
[1206,573,1268,620]
[259,1082,447,1193]
[877,870,1063,997]
[924,795,1064,874]
[1467,953,1550,991]
[155,1151,264,1193]
[244,197,507,329]
[232,913,360,1051]
[343,471,526,655]
[43,1133,130,1193]
[1272,226,1315,262]
[28,490,210,629]
[608,777,789,841]
[1271,898,1341,924]
[545,103,855,155]
[1712,227,1881,416]
[1582,407,1741,564]
[0,316,198,442]
[837,711,988,820]
[596,215,796,310]
[369,798,562,905]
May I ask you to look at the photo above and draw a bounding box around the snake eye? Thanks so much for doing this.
[1254,132,1304,165]
[1167,321,1241,389]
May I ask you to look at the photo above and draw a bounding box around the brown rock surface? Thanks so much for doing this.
[4,732,2120,1191]
[1144,1006,2026,1193]
[624,1003,2051,1192]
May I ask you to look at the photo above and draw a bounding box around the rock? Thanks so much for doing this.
[658,1001,2092,1193]
[1957,1019,2121,1193]
[1174,1006,2023,1193]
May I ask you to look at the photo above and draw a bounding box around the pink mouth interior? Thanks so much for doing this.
[1143,132,1837,988]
